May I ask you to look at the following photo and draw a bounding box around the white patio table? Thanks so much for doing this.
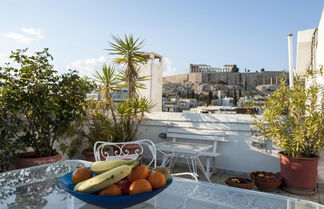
[0,160,323,209]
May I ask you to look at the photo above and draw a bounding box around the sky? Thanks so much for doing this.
[0,0,323,77]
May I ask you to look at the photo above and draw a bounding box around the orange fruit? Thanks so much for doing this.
[127,164,149,182]
[72,168,92,184]
[129,179,152,195]
[148,171,166,189]
[99,184,122,196]
[147,169,153,177]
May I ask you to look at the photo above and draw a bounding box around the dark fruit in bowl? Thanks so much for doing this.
[72,168,93,184]
[117,179,132,195]
[99,184,122,196]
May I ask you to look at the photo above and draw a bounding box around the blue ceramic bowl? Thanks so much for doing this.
[59,170,172,209]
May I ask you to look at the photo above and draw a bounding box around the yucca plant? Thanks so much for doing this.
[94,65,153,142]
[108,34,148,98]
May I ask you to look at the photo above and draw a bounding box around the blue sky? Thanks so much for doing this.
[0,0,323,77]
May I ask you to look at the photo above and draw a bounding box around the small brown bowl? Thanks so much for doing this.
[225,177,254,190]
[250,171,282,192]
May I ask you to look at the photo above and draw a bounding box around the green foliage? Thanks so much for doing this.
[60,62,153,158]
[233,88,237,107]
[108,34,148,98]
[113,97,153,142]
[94,64,153,142]
[253,72,324,158]
[0,48,94,158]
[60,99,114,158]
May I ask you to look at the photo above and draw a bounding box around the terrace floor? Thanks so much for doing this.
[171,165,324,205]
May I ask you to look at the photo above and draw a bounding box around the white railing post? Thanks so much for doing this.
[287,34,294,88]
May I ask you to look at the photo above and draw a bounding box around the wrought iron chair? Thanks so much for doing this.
[93,140,199,181]
[93,139,199,208]
[93,139,157,168]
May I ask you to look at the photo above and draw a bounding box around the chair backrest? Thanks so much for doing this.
[93,139,157,168]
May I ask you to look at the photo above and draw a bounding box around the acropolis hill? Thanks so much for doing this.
[163,64,288,91]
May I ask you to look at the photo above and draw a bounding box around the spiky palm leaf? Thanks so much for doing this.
[108,34,147,98]
[94,64,123,123]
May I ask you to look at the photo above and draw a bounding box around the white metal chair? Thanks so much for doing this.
[93,140,199,208]
[93,139,157,168]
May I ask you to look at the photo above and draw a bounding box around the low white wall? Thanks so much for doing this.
[56,111,324,185]
[138,112,280,174]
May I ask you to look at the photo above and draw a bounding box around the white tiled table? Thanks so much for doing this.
[0,160,323,209]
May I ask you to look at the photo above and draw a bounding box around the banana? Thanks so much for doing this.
[74,162,138,193]
[90,159,137,174]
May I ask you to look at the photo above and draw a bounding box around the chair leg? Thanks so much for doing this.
[160,154,170,167]
[195,157,211,182]
[213,157,217,174]
[185,157,193,174]
[170,156,177,172]
[191,157,197,174]
[206,157,211,177]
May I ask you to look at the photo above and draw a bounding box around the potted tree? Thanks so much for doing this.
[60,98,115,161]
[94,63,152,154]
[253,70,324,194]
[61,63,152,160]
[61,35,152,160]
[109,35,152,150]
[0,48,93,168]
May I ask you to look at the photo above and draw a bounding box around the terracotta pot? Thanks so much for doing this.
[225,177,254,190]
[15,152,62,169]
[83,148,115,161]
[250,171,282,192]
[82,150,96,162]
[279,152,319,190]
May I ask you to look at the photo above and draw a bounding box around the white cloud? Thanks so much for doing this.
[0,53,10,66]
[2,32,36,44]
[22,27,44,39]
[2,27,44,44]
[162,57,177,76]
[66,56,109,77]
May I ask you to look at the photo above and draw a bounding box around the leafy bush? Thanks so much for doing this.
[0,48,94,158]
[253,71,324,157]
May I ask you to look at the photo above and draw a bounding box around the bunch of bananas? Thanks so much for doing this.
[74,160,138,193]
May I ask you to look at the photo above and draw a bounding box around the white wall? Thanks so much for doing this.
[296,28,315,75]
[314,9,324,186]
[138,53,163,112]
[138,112,280,174]
[316,9,324,69]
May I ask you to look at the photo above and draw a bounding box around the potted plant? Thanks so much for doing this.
[61,35,152,160]
[94,63,152,154]
[61,62,152,160]
[253,70,324,194]
[0,48,93,168]
[60,98,115,161]
[250,171,282,192]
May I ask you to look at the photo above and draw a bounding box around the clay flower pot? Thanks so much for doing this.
[279,152,319,194]
[15,152,62,169]
[250,171,282,192]
[225,177,254,190]
[82,150,96,162]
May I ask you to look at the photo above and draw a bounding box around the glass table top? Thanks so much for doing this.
[0,160,323,209]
